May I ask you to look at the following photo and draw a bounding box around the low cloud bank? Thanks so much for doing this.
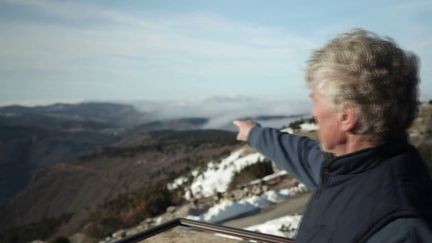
[132,95,311,130]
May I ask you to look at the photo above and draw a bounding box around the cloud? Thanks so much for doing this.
[0,0,314,86]
[131,95,311,129]
[0,1,314,64]
[2,0,432,104]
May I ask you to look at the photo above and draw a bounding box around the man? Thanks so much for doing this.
[233,29,432,242]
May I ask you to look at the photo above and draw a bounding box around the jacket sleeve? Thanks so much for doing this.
[247,126,324,189]
[366,218,432,243]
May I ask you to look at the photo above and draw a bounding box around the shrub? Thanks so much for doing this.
[84,214,121,239]
[84,182,174,239]
[49,236,70,243]
[0,214,71,243]
[229,159,274,189]
[288,120,303,131]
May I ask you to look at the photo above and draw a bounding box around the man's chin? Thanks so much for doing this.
[320,143,332,153]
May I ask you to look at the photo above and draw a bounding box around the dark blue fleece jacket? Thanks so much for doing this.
[248,126,432,243]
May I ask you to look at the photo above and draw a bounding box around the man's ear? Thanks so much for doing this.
[340,102,358,132]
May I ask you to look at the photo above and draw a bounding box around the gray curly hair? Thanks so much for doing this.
[306,29,419,143]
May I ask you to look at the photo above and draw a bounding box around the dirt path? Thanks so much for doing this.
[223,192,312,228]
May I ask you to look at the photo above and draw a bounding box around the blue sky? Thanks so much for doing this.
[1,0,432,109]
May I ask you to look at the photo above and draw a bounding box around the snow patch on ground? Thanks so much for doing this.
[188,183,307,224]
[282,122,318,134]
[280,183,308,196]
[238,195,272,208]
[168,148,266,199]
[167,176,188,190]
[187,200,258,224]
[300,122,318,131]
[263,190,287,203]
[249,170,287,185]
[189,150,264,199]
[245,214,302,239]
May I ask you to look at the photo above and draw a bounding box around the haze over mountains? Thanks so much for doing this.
[0,99,309,242]
[0,99,308,204]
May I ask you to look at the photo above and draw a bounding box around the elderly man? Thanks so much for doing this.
[233,29,432,242]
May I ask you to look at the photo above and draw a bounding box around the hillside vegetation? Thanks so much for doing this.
[0,130,240,242]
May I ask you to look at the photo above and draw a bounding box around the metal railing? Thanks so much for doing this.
[113,218,294,243]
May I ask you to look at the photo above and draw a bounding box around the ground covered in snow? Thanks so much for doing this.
[169,148,266,199]
[245,214,302,239]
[187,183,307,224]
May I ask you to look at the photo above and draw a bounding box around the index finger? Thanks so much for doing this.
[232,120,242,127]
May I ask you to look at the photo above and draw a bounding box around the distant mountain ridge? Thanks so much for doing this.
[0,102,214,205]
[0,102,136,117]
[0,102,145,128]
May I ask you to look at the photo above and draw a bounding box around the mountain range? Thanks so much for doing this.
[0,101,303,238]
[1,101,431,243]
[0,102,211,204]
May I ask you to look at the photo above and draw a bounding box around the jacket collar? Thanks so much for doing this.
[325,138,411,175]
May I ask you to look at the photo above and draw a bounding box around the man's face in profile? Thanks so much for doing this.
[310,91,343,154]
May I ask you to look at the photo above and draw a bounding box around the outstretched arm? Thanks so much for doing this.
[233,120,324,189]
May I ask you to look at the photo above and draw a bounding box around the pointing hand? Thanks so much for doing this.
[232,120,257,142]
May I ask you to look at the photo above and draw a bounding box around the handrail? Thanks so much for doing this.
[113,218,294,243]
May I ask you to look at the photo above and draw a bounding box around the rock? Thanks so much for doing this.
[69,233,93,243]
[126,228,141,236]
[166,206,176,214]
[112,229,126,238]
[252,186,262,195]
[144,218,154,224]
[102,236,112,243]
[231,189,246,201]
[173,204,194,217]
[136,224,145,231]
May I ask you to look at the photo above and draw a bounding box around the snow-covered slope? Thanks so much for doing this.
[169,147,266,199]
[167,141,310,227]
[166,122,317,238]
